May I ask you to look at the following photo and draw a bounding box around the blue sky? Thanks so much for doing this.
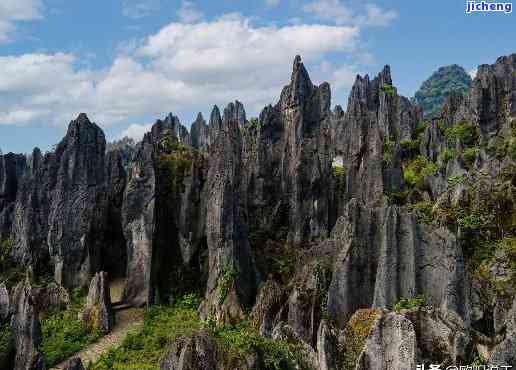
[0,0,514,153]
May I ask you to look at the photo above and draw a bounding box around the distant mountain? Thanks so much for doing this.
[414,64,472,116]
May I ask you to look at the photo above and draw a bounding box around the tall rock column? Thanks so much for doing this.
[47,114,107,288]
[122,134,155,307]
[200,102,257,325]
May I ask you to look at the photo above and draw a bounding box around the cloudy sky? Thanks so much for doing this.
[0,0,514,152]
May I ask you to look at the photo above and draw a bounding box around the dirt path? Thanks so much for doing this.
[52,307,144,369]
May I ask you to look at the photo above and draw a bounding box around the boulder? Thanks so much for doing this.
[159,331,217,370]
[62,358,84,370]
[355,311,417,370]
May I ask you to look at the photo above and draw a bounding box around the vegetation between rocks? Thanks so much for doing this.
[89,294,304,370]
[40,289,102,367]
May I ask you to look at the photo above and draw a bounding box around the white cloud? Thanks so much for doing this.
[361,4,397,27]
[265,0,281,7]
[303,0,353,25]
[177,1,203,23]
[119,123,153,141]
[468,68,478,79]
[0,15,362,138]
[122,0,160,19]
[0,0,44,43]
[303,0,397,27]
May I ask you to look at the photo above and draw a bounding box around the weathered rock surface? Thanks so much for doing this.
[355,311,417,370]
[11,279,45,370]
[247,56,332,245]
[190,113,209,151]
[490,298,516,366]
[121,130,156,306]
[0,283,9,320]
[0,152,26,240]
[159,331,217,370]
[327,199,470,328]
[80,272,114,333]
[62,358,84,370]
[402,306,471,366]
[200,102,257,324]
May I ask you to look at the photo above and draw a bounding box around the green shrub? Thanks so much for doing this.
[438,149,455,166]
[463,147,478,166]
[385,190,410,205]
[0,322,13,358]
[394,295,425,312]
[408,201,434,224]
[400,138,420,152]
[443,121,478,146]
[215,322,303,369]
[456,209,485,231]
[403,156,439,188]
[447,175,466,186]
[381,84,396,97]
[415,121,428,138]
[218,264,238,305]
[383,138,395,165]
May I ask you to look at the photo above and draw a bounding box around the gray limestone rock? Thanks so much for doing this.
[80,271,114,333]
[11,279,46,370]
[355,311,417,370]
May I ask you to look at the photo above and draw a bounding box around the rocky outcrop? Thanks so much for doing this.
[355,311,417,370]
[11,148,54,276]
[403,306,471,366]
[250,279,285,337]
[121,131,156,306]
[80,272,114,333]
[32,283,70,313]
[47,114,107,288]
[331,66,415,209]
[327,199,470,328]
[0,283,9,320]
[200,102,257,325]
[317,320,337,370]
[190,113,209,151]
[0,152,26,240]
[246,56,332,245]
[11,279,45,370]
[62,358,84,370]
[159,331,217,370]
[490,298,516,366]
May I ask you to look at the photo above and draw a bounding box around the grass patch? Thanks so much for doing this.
[394,295,425,312]
[41,293,102,367]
